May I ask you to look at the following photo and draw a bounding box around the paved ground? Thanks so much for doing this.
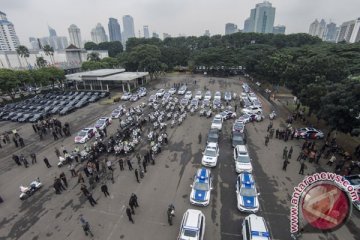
[0,73,359,240]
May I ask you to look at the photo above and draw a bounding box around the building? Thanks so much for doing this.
[0,11,20,51]
[48,26,57,37]
[122,15,135,44]
[108,18,122,42]
[246,1,276,33]
[309,19,319,36]
[308,19,326,39]
[91,23,108,44]
[349,18,360,43]
[65,69,150,92]
[336,18,360,43]
[39,36,68,50]
[204,30,210,37]
[323,22,337,42]
[163,33,171,39]
[273,25,286,34]
[152,32,159,38]
[143,25,150,38]
[29,37,40,50]
[225,23,238,35]
[68,24,83,48]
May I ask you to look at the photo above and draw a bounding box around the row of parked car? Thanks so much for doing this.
[0,91,109,123]
[121,87,147,102]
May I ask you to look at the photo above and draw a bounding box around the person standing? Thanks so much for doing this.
[55,147,61,158]
[198,133,202,144]
[282,159,289,171]
[106,159,113,171]
[52,130,58,140]
[12,154,21,166]
[126,206,134,223]
[119,158,124,171]
[78,172,85,183]
[134,169,140,183]
[30,153,37,164]
[283,147,288,159]
[129,199,135,214]
[20,155,29,168]
[131,193,139,207]
[142,160,147,173]
[101,183,110,197]
[127,159,133,170]
[288,147,293,160]
[86,193,97,206]
[80,215,94,237]
[265,135,269,146]
[18,137,25,147]
[13,137,18,148]
[69,163,76,177]
[59,172,68,187]
[299,162,306,175]
[43,157,52,168]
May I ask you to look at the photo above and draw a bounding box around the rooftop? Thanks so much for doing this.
[99,72,148,81]
[66,69,148,82]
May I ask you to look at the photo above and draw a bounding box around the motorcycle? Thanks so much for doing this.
[167,204,176,226]
[152,143,161,154]
[20,178,43,200]
[206,110,212,118]
[171,120,175,128]
[199,109,205,117]
[160,122,167,131]
[269,111,276,120]
[158,135,163,145]
[148,131,154,141]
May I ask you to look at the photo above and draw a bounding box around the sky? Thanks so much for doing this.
[2,0,360,46]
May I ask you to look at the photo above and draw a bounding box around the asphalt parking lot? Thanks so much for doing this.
[0,73,359,240]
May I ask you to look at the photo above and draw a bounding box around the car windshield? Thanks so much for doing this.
[233,134,244,141]
[205,92,211,96]
[97,119,105,125]
[112,110,120,114]
[194,181,209,191]
[213,119,221,124]
[237,155,250,163]
[78,131,87,137]
[205,149,217,157]
[240,188,257,197]
[215,92,220,96]
[183,229,198,237]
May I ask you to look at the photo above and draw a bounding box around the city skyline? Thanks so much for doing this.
[2,0,360,46]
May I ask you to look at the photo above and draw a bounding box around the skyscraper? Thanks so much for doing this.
[246,1,276,33]
[323,22,337,42]
[163,33,171,39]
[48,26,57,37]
[91,23,108,44]
[122,15,135,44]
[204,30,210,37]
[108,18,122,42]
[0,11,20,51]
[225,23,238,35]
[68,24,83,48]
[143,26,150,38]
[309,19,320,36]
[29,37,40,50]
[308,19,326,39]
[152,32,159,38]
[336,18,360,43]
[243,19,251,33]
[273,25,286,34]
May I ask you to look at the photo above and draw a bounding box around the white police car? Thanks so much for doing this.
[201,142,219,167]
[236,172,260,213]
[242,214,271,240]
[190,168,213,206]
[178,209,205,240]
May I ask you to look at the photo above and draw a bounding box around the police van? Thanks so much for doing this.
[242,214,271,240]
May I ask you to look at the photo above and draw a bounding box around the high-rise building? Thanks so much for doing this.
[152,32,159,38]
[308,19,326,39]
[349,18,360,43]
[48,26,57,37]
[323,22,337,42]
[29,37,40,50]
[68,24,83,48]
[143,26,150,38]
[273,25,286,34]
[91,23,108,44]
[225,23,238,35]
[163,33,171,39]
[204,30,210,37]
[108,18,122,42]
[336,18,360,43]
[243,19,251,33]
[0,11,20,51]
[122,15,135,44]
[309,19,319,36]
[246,1,276,33]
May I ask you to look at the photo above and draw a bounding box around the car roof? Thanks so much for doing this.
[196,168,210,183]
[236,145,248,152]
[183,209,203,229]
[239,172,255,187]
[206,142,218,149]
[247,214,270,239]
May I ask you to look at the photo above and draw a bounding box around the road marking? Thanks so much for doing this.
[221,231,242,237]
[106,205,125,240]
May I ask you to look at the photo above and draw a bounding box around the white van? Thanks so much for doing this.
[242,214,271,240]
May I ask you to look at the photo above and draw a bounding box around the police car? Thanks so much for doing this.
[242,214,271,240]
[178,209,205,240]
[74,128,96,144]
[201,142,219,167]
[236,172,259,213]
[190,168,213,206]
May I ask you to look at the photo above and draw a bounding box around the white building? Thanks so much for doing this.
[0,11,20,51]
[143,25,150,39]
[337,20,356,43]
[308,19,327,39]
[246,1,276,34]
[68,24,83,48]
[91,23,108,44]
[349,18,360,43]
[225,23,238,35]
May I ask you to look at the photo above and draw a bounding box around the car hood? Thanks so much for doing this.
[191,189,208,202]
[236,162,252,171]
[202,155,216,163]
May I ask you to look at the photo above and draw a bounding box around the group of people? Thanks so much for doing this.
[32,118,70,141]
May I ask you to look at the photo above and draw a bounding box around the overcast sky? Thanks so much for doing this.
[2,0,360,46]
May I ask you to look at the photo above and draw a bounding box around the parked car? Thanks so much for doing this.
[185,91,192,100]
[211,115,223,130]
[238,114,251,124]
[294,127,324,139]
[74,128,96,144]
[213,99,222,109]
[204,91,212,100]
[94,117,112,130]
[59,106,75,115]
[111,109,123,119]
[242,106,262,115]
[195,90,202,100]
[232,131,247,148]
[219,110,236,120]
[178,209,205,240]
[168,88,177,95]
[224,91,232,101]
[190,168,213,206]
[242,214,271,240]
[121,92,132,101]
[29,113,44,122]
[177,85,187,95]
[236,172,260,213]
[130,94,139,102]
[155,89,165,98]
[207,128,219,144]
[148,95,156,102]
[201,142,219,167]
[137,87,147,97]
[18,113,33,122]
[190,99,199,108]
[233,120,245,133]
[180,98,189,106]
[234,145,252,173]
[214,91,221,100]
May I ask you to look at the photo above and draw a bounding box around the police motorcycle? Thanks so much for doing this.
[19,178,43,200]
[269,111,276,120]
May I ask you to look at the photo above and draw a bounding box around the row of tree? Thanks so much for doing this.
[84,41,123,57]
[0,67,65,99]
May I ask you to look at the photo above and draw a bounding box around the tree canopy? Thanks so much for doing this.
[84,41,123,57]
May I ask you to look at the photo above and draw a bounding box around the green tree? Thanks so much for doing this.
[98,41,123,57]
[87,52,101,62]
[16,45,30,67]
[36,56,47,68]
[43,45,55,64]
[84,42,98,50]
[0,69,19,99]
